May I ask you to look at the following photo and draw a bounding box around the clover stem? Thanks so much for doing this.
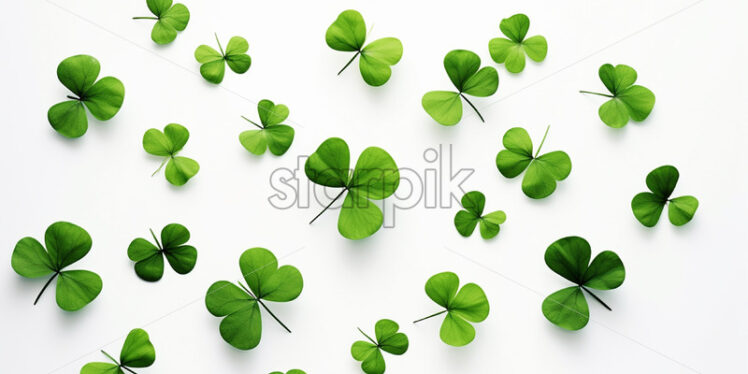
[413,310,447,324]
[337,51,361,75]
[101,350,120,366]
[459,94,484,123]
[149,228,162,250]
[579,90,614,98]
[309,188,347,224]
[132,16,158,20]
[534,125,550,158]
[151,157,169,177]
[66,95,81,101]
[34,272,59,305]
[241,116,263,129]
[581,286,612,311]
[122,367,137,374]
[357,327,377,346]
[237,281,292,333]
[214,33,225,56]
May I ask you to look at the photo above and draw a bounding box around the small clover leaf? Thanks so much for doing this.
[127,224,197,282]
[195,33,252,84]
[580,63,655,128]
[11,221,102,311]
[495,125,571,199]
[488,13,547,73]
[81,328,156,374]
[269,371,306,374]
[542,236,625,330]
[351,319,408,374]
[422,49,498,125]
[239,99,295,156]
[142,123,200,186]
[454,191,506,239]
[47,55,125,138]
[133,0,190,45]
[631,165,699,227]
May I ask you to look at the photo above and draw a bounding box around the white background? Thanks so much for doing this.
[1,0,746,373]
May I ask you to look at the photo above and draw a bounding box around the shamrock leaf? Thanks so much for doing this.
[580,64,655,128]
[47,55,125,138]
[269,371,305,374]
[488,13,547,73]
[142,123,200,186]
[81,328,155,374]
[239,99,295,156]
[454,191,506,239]
[414,272,489,346]
[127,224,197,282]
[205,247,303,350]
[422,49,498,125]
[11,221,102,311]
[351,319,408,374]
[195,33,252,84]
[631,165,699,227]
[325,9,403,86]
[495,125,571,199]
[542,236,625,330]
[305,137,400,240]
[133,0,190,45]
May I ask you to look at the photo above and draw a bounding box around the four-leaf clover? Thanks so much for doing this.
[133,0,190,45]
[239,99,295,156]
[414,272,489,346]
[195,34,252,84]
[142,123,200,186]
[580,63,655,128]
[127,224,197,282]
[422,49,498,125]
[81,328,155,374]
[454,191,506,239]
[351,319,408,374]
[305,137,400,240]
[495,126,571,199]
[47,55,125,138]
[325,9,404,86]
[542,236,625,330]
[631,165,699,227]
[488,13,547,73]
[11,221,102,311]
[205,247,303,350]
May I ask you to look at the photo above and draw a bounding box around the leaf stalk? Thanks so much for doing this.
[214,33,225,56]
[579,90,614,98]
[149,228,162,250]
[534,125,550,158]
[309,188,347,224]
[34,272,59,305]
[241,116,263,129]
[460,94,485,123]
[413,309,447,323]
[581,286,612,311]
[237,281,292,333]
[132,16,158,20]
[357,327,378,346]
[337,51,361,75]
[152,157,169,177]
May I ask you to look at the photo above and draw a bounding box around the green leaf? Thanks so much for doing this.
[304,137,350,187]
[143,123,199,186]
[421,91,462,126]
[583,63,655,127]
[631,165,698,227]
[195,34,250,83]
[489,14,547,73]
[453,191,505,239]
[83,77,125,121]
[11,237,54,278]
[583,251,625,290]
[225,36,252,74]
[325,9,366,51]
[128,224,197,281]
[541,286,589,331]
[119,328,156,368]
[420,272,489,346]
[352,319,408,374]
[56,270,102,311]
[80,362,123,374]
[239,100,295,156]
[631,192,665,227]
[142,1,190,45]
[165,156,200,186]
[239,247,303,302]
[47,100,87,138]
[668,195,699,226]
[544,236,591,284]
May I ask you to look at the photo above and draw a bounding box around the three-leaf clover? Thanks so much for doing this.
[142,123,200,186]
[127,224,197,282]
[632,165,698,227]
[305,137,400,240]
[81,328,155,374]
[270,371,305,374]
[195,34,251,84]
[542,236,625,331]
[414,272,489,346]
[205,247,303,350]
[351,319,408,374]
[454,191,506,239]
[239,99,295,156]
[133,0,189,45]
[325,9,403,86]
[580,63,655,128]
[47,55,125,138]
[11,221,102,311]
[422,49,498,125]
[488,13,547,73]
[495,125,571,199]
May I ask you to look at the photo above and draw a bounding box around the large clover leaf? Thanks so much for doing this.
[133,0,190,45]
[239,99,295,156]
[195,34,252,84]
[142,123,200,186]
[580,63,655,128]
[631,165,699,227]
[81,328,156,374]
[127,223,197,282]
[351,319,408,374]
[488,13,547,73]
[454,191,506,239]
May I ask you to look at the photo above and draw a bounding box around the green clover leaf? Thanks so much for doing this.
[495,125,571,199]
[133,0,189,45]
[239,99,295,156]
[81,328,156,374]
[305,137,400,240]
[580,63,655,128]
[269,371,306,374]
[11,221,102,311]
[205,247,303,350]
[422,49,498,125]
[414,272,489,346]
[195,33,252,84]
[488,13,547,73]
[631,165,699,227]
[127,224,197,282]
[326,9,403,86]
[454,191,506,239]
[47,55,125,138]
[142,123,200,186]
[542,236,625,331]
[351,319,408,374]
